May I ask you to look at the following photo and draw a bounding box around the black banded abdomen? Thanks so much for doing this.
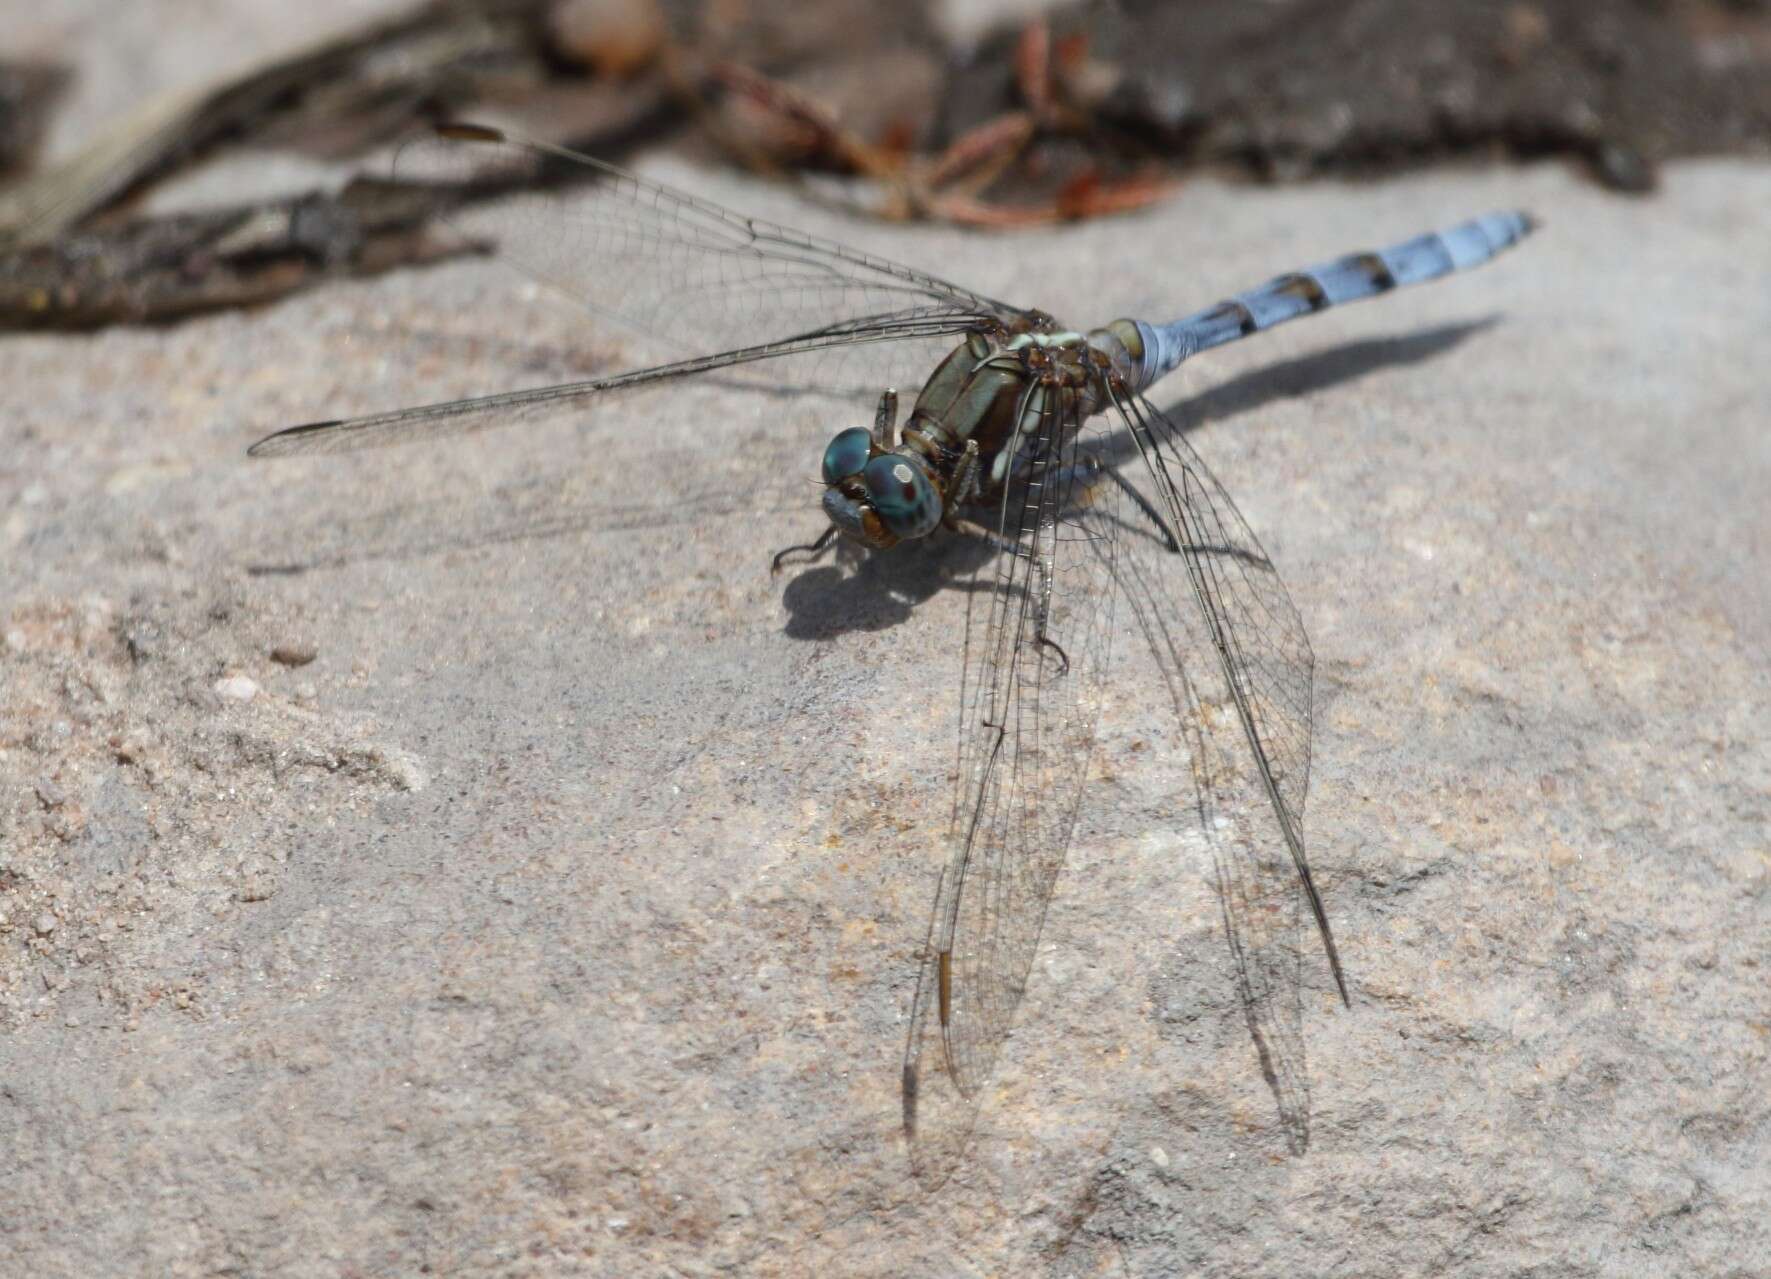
[1134,210,1535,380]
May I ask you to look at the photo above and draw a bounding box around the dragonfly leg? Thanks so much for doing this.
[1036,626,1071,675]
[769,524,841,574]
[945,439,983,511]
[948,516,1008,551]
[1030,546,1069,675]
[873,388,899,450]
[1088,455,1181,553]
[946,516,1070,675]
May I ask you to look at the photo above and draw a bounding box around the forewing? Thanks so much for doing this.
[252,124,1028,456]
[396,125,1024,362]
[248,316,974,455]
[1111,389,1346,1003]
[902,382,1121,1181]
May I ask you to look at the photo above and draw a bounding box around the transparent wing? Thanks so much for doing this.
[901,381,1122,1182]
[251,123,1031,456]
[403,124,1024,360]
[248,315,980,455]
[1109,388,1346,1005]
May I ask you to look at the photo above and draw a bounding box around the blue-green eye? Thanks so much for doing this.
[863,453,941,540]
[821,427,873,484]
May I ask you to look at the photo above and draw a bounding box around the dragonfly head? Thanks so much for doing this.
[819,426,943,549]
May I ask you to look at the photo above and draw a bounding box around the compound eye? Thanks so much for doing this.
[863,453,941,540]
[821,427,874,484]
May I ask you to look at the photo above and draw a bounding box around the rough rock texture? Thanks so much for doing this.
[3,13,1768,1278]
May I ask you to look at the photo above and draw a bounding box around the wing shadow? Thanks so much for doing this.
[1102,478,1316,1154]
[240,455,997,639]
[241,470,808,577]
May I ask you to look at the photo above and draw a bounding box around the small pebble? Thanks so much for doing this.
[1595,139,1655,194]
[214,674,260,702]
[270,643,318,668]
[32,912,57,936]
[236,856,277,903]
[378,749,429,794]
[548,0,665,77]
[34,778,65,809]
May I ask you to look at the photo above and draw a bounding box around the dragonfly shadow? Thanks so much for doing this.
[1095,317,1498,469]
[1181,317,1497,431]
[777,532,997,640]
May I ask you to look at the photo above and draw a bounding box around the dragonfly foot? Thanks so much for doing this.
[770,525,841,575]
[1037,633,1071,676]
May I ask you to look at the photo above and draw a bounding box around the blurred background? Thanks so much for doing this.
[4,0,1767,325]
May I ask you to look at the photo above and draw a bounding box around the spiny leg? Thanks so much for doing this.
[1031,554,1069,675]
[873,387,899,449]
[947,516,1070,675]
[946,439,982,509]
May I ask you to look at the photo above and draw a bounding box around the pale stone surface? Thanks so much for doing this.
[1,17,1767,1275]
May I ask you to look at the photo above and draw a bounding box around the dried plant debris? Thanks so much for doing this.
[0,0,678,328]
[0,0,1765,328]
[0,180,475,330]
[692,20,1177,226]
[0,0,566,249]
[0,62,69,180]
[1101,0,1771,192]
[687,0,1769,217]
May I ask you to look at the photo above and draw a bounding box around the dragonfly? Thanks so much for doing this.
[250,122,1534,1175]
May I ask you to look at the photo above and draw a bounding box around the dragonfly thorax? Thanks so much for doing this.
[815,321,1146,551]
